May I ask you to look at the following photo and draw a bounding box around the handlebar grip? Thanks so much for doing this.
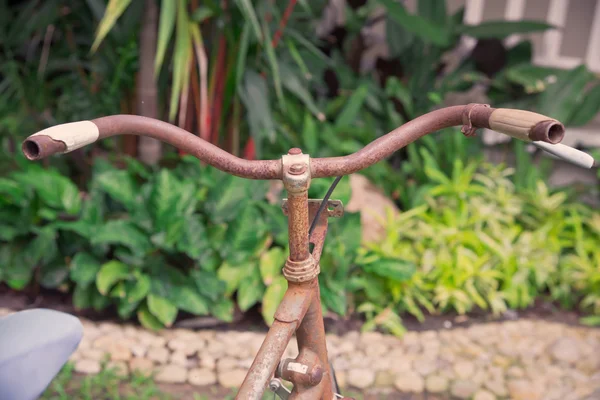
[22,121,99,160]
[489,109,565,144]
[533,141,596,169]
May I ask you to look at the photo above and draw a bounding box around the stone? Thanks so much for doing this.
[130,344,147,358]
[82,349,108,361]
[374,371,395,387]
[551,338,580,364]
[451,380,479,399]
[507,379,543,400]
[147,347,169,364]
[413,357,438,376]
[347,368,375,389]
[492,355,511,368]
[170,351,189,367]
[218,369,247,388]
[217,357,239,371]
[394,371,424,393]
[188,368,217,386]
[129,358,154,376]
[485,378,508,397]
[75,359,101,374]
[200,355,216,369]
[390,358,412,373]
[454,360,475,379]
[345,173,400,242]
[106,361,128,377]
[108,343,132,361]
[507,366,525,378]
[425,374,448,393]
[473,390,496,400]
[155,364,187,383]
[167,338,196,356]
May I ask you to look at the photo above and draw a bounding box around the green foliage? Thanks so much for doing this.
[353,160,600,335]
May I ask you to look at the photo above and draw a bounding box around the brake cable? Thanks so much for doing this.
[308,175,343,236]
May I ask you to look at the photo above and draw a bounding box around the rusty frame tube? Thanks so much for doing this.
[236,282,314,399]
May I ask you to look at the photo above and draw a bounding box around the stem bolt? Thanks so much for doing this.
[288,148,302,155]
[289,163,306,175]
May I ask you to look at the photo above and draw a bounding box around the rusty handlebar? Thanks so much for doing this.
[23,103,593,177]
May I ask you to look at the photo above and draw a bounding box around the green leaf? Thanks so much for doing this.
[191,269,226,301]
[26,228,57,267]
[126,273,151,304]
[580,315,600,327]
[40,262,69,289]
[320,282,346,316]
[12,168,81,215]
[96,261,130,295]
[379,0,449,46]
[210,298,234,322]
[537,65,594,123]
[302,112,318,154]
[73,285,93,310]
[238,268,264,312]
[91,0,133,52]
[191,6,213,22]
[177,215,208,259]
[137,303,164,331]
[217,261,254,296]
[259,247,285,285]
[171,286,209,315]
[235,22,251,89]
[335,83,369,128]
[457,20,554,39]
[147,294,178,327]
[279,62,323,121]
[155,0,176,74]
[224,205,266,263]
[92,220,151,255]
[239,70,276,149]
[417,0,447,26]
[95,170,138,210]
[168,0,192,121]
[360,256,416,282]
[70,252,101,287]
[568,83,600,126]
[234,0,262,41]
[261,275,287,326]
[262,19,285,112]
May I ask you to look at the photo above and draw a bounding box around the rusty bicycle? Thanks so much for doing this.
[22,103,595,399]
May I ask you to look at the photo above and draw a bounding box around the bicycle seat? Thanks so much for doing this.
[0,308,83,400]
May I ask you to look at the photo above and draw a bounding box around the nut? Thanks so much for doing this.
[289,164,306,175]
[288,148,302,155]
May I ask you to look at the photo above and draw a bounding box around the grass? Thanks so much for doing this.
[42,362,171,400]
[42,362,369,400]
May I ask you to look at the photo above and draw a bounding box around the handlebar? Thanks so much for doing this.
[22,104,595,179]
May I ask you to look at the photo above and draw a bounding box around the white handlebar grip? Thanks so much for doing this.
[533,141,596,169]
[31,121,99,153]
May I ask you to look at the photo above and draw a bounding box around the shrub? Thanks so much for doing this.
[351,154,600,334]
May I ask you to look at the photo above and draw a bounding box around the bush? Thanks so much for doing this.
[351,154,600,334]
[0,154,359,329]
[2,149,598,335]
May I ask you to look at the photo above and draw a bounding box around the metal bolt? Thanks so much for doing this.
[288,147,302,155]
[289,163,306,175]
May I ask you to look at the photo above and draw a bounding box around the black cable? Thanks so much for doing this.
[309,176,343,236]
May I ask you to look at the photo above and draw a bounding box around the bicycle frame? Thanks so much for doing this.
[237,150,340,400]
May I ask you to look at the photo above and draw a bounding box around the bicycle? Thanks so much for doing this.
[20,103,595,399]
